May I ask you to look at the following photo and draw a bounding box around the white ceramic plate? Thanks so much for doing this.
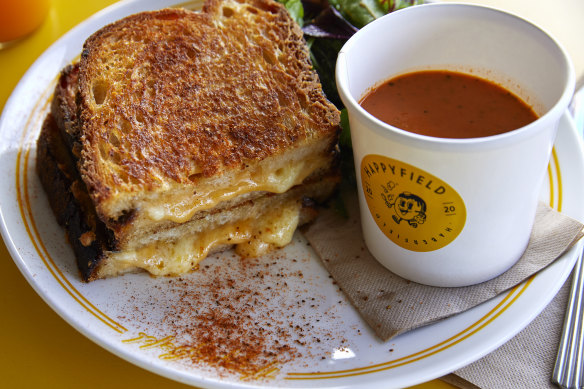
[1,1,584,388]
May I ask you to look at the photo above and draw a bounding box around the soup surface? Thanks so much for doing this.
[359,70,538,139]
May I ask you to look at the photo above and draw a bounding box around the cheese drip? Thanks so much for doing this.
[99,199,301,277]
[145,155,327,223]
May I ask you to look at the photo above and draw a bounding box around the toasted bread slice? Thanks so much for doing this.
[77,0,340,228]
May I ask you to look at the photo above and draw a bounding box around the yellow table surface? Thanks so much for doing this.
[0,1,581,388]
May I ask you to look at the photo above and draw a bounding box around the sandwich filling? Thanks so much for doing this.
[101,198,302,277]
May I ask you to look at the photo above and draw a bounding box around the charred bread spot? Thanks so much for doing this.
[37,113,115,281]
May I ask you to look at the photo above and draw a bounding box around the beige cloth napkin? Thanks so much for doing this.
[442,281,570,388]
[303,188,584,388]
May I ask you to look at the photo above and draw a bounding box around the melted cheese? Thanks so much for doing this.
[145,155,326,223]
[100,199,301,277]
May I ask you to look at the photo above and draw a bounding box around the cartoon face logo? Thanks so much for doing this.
[361,155,466,251]
[390,192,427,228]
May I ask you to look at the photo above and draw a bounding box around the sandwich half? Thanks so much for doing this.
[36,0,340,281]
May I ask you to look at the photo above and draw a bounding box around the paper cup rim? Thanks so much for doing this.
[335,2,576,149]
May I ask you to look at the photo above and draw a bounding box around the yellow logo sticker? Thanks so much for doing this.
[361,155,466,252]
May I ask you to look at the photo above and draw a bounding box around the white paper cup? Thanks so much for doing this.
[336,3,575,287]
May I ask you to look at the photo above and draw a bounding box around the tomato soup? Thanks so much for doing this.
[359,70,538,139]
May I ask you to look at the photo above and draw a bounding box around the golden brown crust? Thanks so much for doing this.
[76,0,340,217]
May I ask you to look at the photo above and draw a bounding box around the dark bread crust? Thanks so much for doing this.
[76,0,340,216]
[36,114,108,281]
[51,63,80,151]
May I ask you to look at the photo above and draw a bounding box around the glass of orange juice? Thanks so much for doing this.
[0,0,50,48]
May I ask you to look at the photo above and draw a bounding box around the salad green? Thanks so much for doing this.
[329,0,421,28]
[278,0,421,212]
[281,0,421,109]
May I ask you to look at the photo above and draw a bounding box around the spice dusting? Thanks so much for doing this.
[116,239,348,382]
[159,266,301,379]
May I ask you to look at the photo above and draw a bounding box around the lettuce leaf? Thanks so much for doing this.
[280,0,305,26]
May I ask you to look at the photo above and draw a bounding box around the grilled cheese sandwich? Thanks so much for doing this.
[36,0,340,281]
